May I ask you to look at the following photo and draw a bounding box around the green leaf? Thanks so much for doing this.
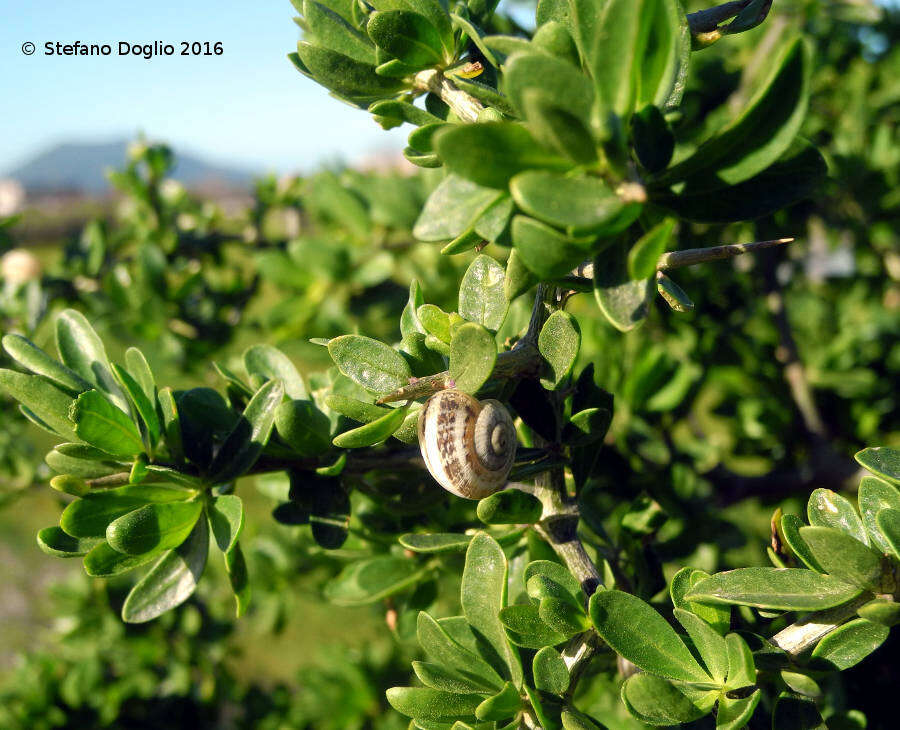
[779,670,821,698]
[672,608,727,683]
[560,707,607,730]
[685,568,862,611]
[477,489,543,525]
[274,399,332,456]
[458,255,507,331]
[856,597,900,627]
[83,542,163,576]
[780,514,824,572]
[724,633,755,690]
[539,597,589,638]
[367,10,445,67]
[449,323,497,395]
[328,335,411,394]
[324,555,429,606]
[716,691,761,730]
[875,508,900,561]
[474,195,513,243]
[121,516,209,623]
[36,526,101,558]
[2,334,90,394]
[670,568,730,635]
[855,446,900,487]
[538,311,580,389]
[60,485,193,538]
[593,247,654,333]
[810,618,889,670]
[525,561,586,607]
[124,347,155,403]
[417,612,505,692]
[417,304,453,342]
[636,0,689,109]
[45,443,123,478]
[71,390,143,458]
[55,308,125,410]
[332,404,408,447]
[400,532,472,553]
[589,590,710,682]
[661,37,810,187]
[512,215,589,280]
[771,693,826,730]
[655,271,693,311]
[369,99,444,127]
[502,52,594,130]
[303,0,375,64]
[0,369,77,440]
[505,249,538,300]
[412,661,488,694]
[106,500,203,555]
[296,42,403,101]
[510,172,622,236]
[112,364,161,449]
[435,123,570,189]
[858,476,900,554]
[209,380,285,483]
[385,687,482,722]
[209,494,244,553]
[655,138,825,222]
[533,646,569,694]
[462,532,522,686]
[627,219,674,280]
[499,604,568,648]
[414,175,502,242]
[244,345,307,399]
[158,387,184,463]
[632,105,675,173]
[807,488,868,544]
[224,541,250,617]
[570,0,641,117]
[401,279,426,338]
[798,526,883,590]
[475,681,521,721]
[620,673,709,726]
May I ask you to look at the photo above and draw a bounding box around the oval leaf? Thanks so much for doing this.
[685,568,861,611]
[589,589,709,682]
[121,516,209,623]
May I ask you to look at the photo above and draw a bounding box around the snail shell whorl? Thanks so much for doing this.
[417,389,517,500]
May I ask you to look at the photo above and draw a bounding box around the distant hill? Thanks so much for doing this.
[4,140,254,193]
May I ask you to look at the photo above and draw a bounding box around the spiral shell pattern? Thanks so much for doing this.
[417,389,517,499]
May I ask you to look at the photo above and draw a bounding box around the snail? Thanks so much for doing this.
[417,389,517,500]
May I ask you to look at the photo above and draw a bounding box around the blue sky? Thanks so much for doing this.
[2,2,896,177]
[0,1,406,176]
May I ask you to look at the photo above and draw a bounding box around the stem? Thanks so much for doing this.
[568,239,794,286]
[657,238,794,269]
[769,595,872,656]
[376,341,541,404]
[412,69,484,123]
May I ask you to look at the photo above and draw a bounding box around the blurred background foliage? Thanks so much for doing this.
[0,0,898,727]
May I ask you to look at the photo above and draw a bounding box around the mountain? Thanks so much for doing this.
[4,139,254,193]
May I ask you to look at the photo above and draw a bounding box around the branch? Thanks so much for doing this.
[376,341,541,404]
[567,239,794,288]
[412,69,484,124]
[658,238,794,270]
[769,595,872,656]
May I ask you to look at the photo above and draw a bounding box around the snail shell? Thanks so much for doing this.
[417,389,517,500]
